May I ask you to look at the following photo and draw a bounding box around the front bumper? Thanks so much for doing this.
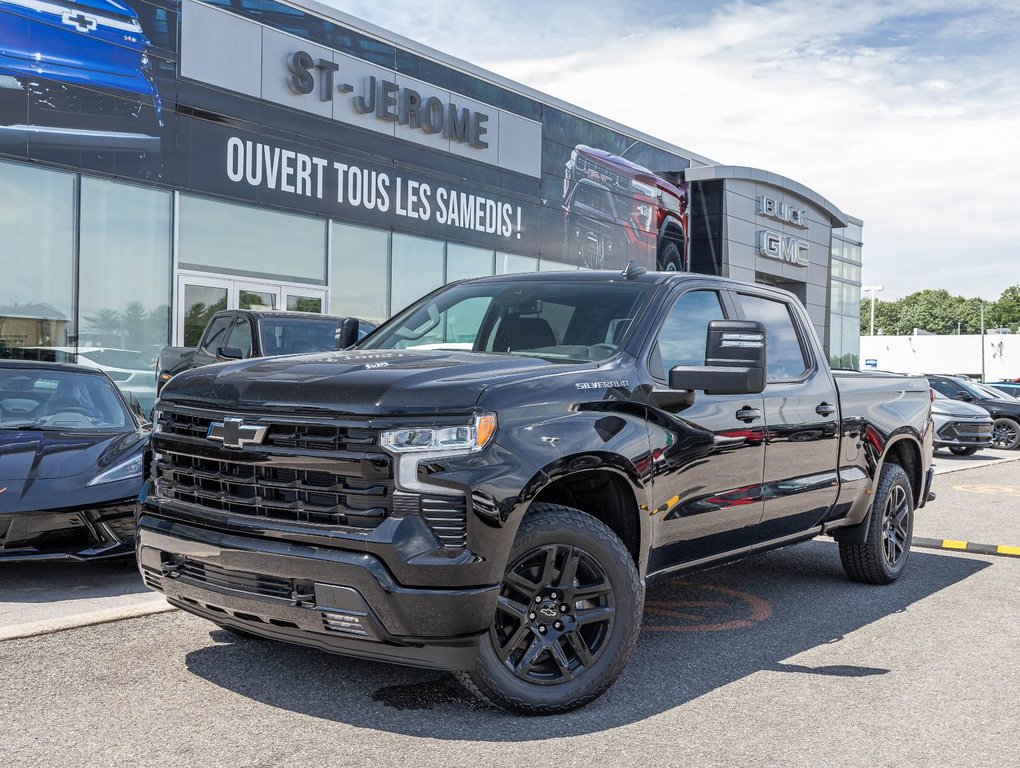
[933,417,994,449]
[0,500,136,561]
[136,515,498,671]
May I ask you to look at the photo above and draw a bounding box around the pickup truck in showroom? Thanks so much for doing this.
[138,268,934,714]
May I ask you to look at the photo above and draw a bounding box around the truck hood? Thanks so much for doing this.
[157,350,596,415]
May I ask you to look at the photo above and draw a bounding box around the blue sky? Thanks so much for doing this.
[324,0,1020,301]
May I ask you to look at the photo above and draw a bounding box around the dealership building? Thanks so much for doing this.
[0,0,863,407]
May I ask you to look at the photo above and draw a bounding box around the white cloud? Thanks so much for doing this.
[324,0,1020,300]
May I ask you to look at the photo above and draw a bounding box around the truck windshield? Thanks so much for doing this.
[360,279,655,362]
[258,317,348,355]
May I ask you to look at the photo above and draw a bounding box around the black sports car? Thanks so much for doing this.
[0,360,149,560]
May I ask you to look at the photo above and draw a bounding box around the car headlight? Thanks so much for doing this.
[381,412,497,454]
[87,452,145,486]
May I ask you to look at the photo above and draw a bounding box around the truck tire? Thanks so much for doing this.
[657,240,683,271]
[455,503,643,714]
[990,418,1020,450]
[839,463,913,584]
[948,446,978,456]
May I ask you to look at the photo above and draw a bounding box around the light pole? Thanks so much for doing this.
[863,285,884,336]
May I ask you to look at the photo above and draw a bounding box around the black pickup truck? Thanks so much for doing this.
[156,310,374,393]
[138,269,934,714]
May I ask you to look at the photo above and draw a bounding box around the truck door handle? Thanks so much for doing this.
[816,402,837,417]
[735,407,762,423]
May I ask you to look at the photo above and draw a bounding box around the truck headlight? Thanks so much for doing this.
[381,412,497,454]
[87,452,145,486]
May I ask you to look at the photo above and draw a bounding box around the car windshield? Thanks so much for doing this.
[258,317,349,356]
[0,368,132,431]
[360,279,656,362]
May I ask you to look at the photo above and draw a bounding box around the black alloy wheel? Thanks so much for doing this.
[879,483,911,570]
[492,543,615,685]
[990,418,1020,450]
[455,503,642,714]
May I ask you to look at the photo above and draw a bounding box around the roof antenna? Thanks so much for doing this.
[621,260,647,280]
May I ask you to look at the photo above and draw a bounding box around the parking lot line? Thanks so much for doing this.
[912,537,1020,559]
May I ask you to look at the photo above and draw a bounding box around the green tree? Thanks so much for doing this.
[992,285,1020,329]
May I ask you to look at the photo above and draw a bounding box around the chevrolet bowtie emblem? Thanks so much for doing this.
[207,417,267,449]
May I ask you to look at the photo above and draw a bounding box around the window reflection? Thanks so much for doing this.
[330,222,389,324]
[0,161,76,362]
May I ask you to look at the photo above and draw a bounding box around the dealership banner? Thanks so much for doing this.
[0,0,694,269]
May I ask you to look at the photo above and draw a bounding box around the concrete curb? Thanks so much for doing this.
[0,599,177,642]
[913,537,1020,559]
[933,453,1020,476]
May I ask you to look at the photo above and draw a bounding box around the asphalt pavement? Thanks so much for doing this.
[2,452,1018,767]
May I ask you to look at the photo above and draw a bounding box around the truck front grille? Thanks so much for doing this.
[156,451,393,528]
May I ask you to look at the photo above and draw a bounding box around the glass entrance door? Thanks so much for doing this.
[179,276,230,347]
[175,273,327,345]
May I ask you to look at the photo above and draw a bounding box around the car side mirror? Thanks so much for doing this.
[956,390,974,401]
[217,346,243,360]
[668,320,767,395]
[337,317,360,349]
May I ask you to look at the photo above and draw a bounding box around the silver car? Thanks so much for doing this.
[932,390,993,455]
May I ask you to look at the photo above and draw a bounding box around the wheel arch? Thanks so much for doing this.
[519,460,650,578]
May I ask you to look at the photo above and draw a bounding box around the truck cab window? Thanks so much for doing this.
[737,294,809,382]
[229,318,253,358]
[199,315,232,355]
[650,290,725,380]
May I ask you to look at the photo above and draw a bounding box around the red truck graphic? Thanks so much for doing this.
[563,144,687,271]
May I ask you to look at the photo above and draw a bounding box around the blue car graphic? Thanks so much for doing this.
[0,0,161,153]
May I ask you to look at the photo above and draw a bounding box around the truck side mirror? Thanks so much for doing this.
[216,346,243,360]
[668,320,767,395]
[337,317,360,349]
[126,392,148,422]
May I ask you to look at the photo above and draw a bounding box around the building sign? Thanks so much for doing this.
[286,53,490,149]
[758,195,808,229]
[758,230,809,267]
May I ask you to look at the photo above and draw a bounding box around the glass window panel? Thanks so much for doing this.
[228,317,253,358]
[845,284,861,310]
[845,222,863,242]
[830,239,844,260]
[391,234,444,314]
[199,314,232,354]
[446,244,494,282]
[830,281,844,315]
[0,161,75,360]
[830,315,844,359]
[498,253,539,274]
[178,195,326,284]
[652,290,726,379]
[847,244,862,264]
[842,315,860,368]
[844,263,862,282]
[831,260,844,279]
[238,289,277,310]
[78,177,171,412]
[182,285,228,347]
[330,222,389,324]
[738,294,809,381]
[286,295,323,313]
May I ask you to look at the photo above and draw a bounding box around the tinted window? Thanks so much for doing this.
[200,316,232,354]
[229,318,253,358]
[258,318,343,355]
[650,290,725,379]
[738,294,809,382]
